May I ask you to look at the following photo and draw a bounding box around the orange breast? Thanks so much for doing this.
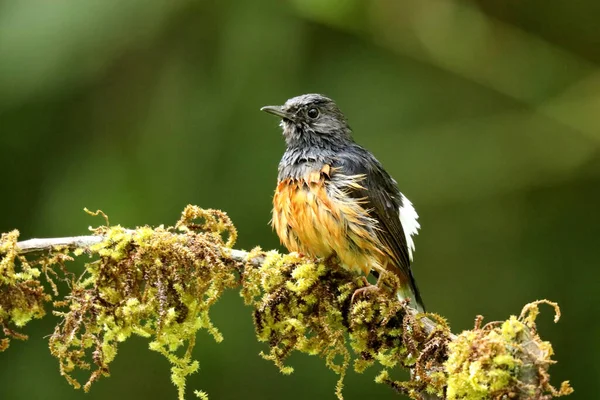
[272,167,385,276]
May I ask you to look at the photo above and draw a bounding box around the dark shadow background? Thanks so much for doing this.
[0,0,598,398]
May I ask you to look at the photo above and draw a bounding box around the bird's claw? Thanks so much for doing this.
[351,284,381,303]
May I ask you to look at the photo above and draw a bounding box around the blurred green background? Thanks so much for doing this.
[1,0,598,398]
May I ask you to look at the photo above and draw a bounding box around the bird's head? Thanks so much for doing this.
[261,94,353,148]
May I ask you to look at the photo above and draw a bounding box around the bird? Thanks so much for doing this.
[261,93,424,312]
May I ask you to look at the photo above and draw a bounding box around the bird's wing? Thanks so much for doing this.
[335,147,424,308]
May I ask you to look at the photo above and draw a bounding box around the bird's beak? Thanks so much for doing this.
[260,105,293,121]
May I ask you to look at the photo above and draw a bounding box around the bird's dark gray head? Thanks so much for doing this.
[261,94,353,148]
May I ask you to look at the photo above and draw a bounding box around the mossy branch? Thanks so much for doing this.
[0,206,573,400]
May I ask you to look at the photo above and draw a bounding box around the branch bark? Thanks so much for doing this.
[17,235,105,254]
[17,234,250,263]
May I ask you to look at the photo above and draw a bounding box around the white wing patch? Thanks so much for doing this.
[399,194,420,261]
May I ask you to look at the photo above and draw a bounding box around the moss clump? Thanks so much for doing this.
[242,251,352,393]
[0,230,52,351]
[445,300,573,399]
[241,252,572,400]
[241,252,451,399]
[45,206,238,399]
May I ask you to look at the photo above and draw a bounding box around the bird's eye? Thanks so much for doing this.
[307,107,319,119]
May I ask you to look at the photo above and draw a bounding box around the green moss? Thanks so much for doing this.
[446,323,525,399]
[42,206,239,399]
[241,249,450,399]
[0,230,51,349]
[0,207,574,400]
[445,303,573,400]
[194,390,209,399]
[243,252,353,397]
[501,315,524,340]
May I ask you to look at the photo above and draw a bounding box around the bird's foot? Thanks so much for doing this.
[351,283,381,303]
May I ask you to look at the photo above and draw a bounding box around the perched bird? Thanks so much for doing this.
[261,94,424,311]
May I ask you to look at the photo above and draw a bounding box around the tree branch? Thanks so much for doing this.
[16,234,254,265]
[17,235,105,254]
[0,206,573,400]
[15,234,448,342]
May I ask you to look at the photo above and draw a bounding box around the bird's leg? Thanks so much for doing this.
[351,274,382,303]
